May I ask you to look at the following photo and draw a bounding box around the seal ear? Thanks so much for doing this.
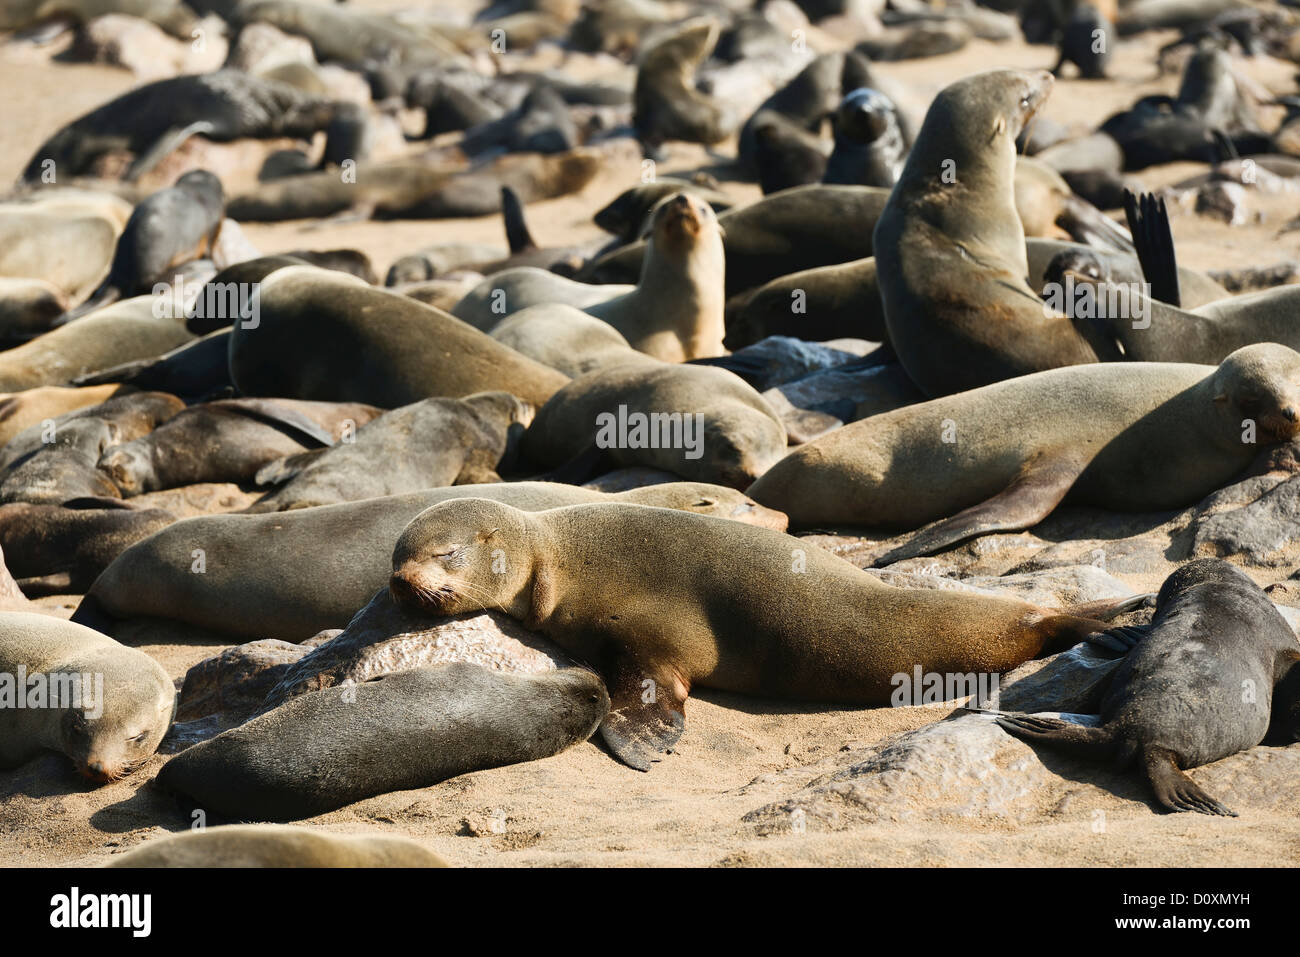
[993,115,1007,139]
[597,654,688,771]
[478,527,501,544]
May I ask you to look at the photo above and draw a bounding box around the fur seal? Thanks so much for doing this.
[0,277,66,342]
[247,392,532,511]
[748,344,1300,562]
[106,824,450,867]
[489,305,636,377]
[154,663,607,819]
[389,500,1140,769]
[460,193,725,362]
[634,18,738,151]
[823,88,908,188]
[98,399,383,496]
[0,207,119,304]
[0,501,175,596]
[593,177,733,244]
[520,357,787,489]
[228,266,570,408]
[75,481,787,642]
[574,193,726,361]
[21,69,339,183]
[999,559,1300,816]
[873,69,1118,396]
[0,612,173,783]
[0,391,184,506]
[60,170,225,322]
[1053,3,1114,78]
[1069,276,1300,363]
[0,297,194,392]
[578,185,890,298]
[0,384,131,448]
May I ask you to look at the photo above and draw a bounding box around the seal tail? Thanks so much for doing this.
[1123,189,1181,306]
[995,713,1119,761]
[501,186,538,253]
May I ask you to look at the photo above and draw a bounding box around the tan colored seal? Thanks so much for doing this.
[0,612,174,783]
[748,344,1300,563]
[106,824,450,867]
[390,499,1139,769]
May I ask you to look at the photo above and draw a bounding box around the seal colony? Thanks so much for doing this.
[4,0,1300,869]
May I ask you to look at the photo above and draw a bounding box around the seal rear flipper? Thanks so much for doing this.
[1056,194,1135,255]
[597,658,687,771]
[1084,622,1151,656]
[1123,190,1181,307]
[529,443,614,486]
[125,121,217,182]
[995,714,1117,760]
[871,452,1085,567]
[501,186,538,253]
[255,448,328,486]
[1143,746,1236,816]
[224,401,339,447]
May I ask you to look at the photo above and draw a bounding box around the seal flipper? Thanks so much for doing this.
[1143,746,1236,816]
[501,186,538,254]
[597,655,687,771]
[996,714,1117,760]
[1123,190,1181,307]
[1056,194,1135,255]
[872,451,1086,566]
[255,448,328,486]
[125,121,217,182]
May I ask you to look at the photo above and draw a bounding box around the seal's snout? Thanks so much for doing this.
[81,759,111,785]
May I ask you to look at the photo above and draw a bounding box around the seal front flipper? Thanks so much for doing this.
[871,451,1087,567]
[1123,190,1181,307]
[255,448,329,487]
[1143,746,1236,816]
[597,655,687,771]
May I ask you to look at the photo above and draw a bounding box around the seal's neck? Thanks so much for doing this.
[629,236,726,358]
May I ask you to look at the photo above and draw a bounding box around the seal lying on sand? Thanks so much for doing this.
[106,824,450,867]
[748,344,1300,563]
[74,481,787,642]
[389,499,1142,769]
[154,663,607,819]
[999,559,1300,816]
[0,613,173,783]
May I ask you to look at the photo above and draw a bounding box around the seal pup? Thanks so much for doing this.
[0,612,174,783]
[59,171,225,324]
[246,392,533,511]
[873,69,1120,396]
[97,399,383,496]
[154,663,608,819]
[998,559,1300,816]
[106,825,449,867]
[520,357,787,489]
[748,344,1300,562]
[75,481,787,642]
[389,500,1142,769]
[228,266,570,409]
